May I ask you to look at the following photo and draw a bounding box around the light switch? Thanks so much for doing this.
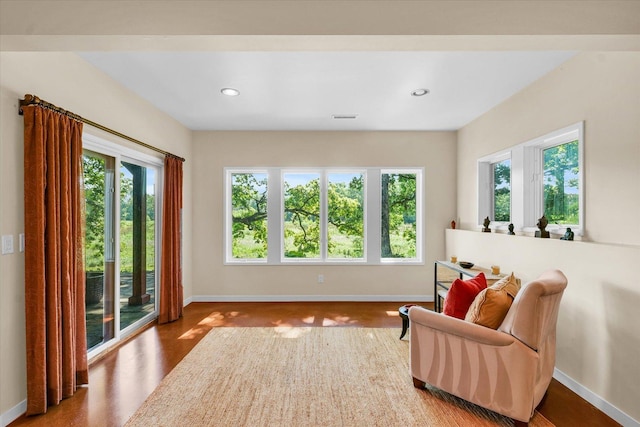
[2,235,14,255]
[19,233,25,252]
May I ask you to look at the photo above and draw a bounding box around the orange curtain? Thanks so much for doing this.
[159,155,184,324]
[23,105,88,415]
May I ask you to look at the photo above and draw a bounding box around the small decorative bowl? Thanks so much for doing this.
[459,261,474,269]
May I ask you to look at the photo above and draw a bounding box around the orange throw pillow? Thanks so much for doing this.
[465,273,521,329]
[443,272,487,319]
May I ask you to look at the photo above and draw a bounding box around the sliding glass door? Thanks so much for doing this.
[119,161,156,331]
[83,141,161,353]
[83,150,117,350]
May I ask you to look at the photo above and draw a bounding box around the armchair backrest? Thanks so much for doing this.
[498,269,568,351]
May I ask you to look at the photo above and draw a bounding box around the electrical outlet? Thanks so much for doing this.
[2,235,14,255]
[317,274,324,284]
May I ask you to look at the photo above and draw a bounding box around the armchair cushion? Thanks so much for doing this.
[442,272,487,319]
[465,273,520,329]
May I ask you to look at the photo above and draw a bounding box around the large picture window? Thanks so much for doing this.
[225,168,422,264]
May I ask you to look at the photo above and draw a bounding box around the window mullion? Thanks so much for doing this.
[477,162,491,226]
[367,169,381,264]
[267,168,281,264]
[510,146,525,230]
[320,171,328,260]
[522,146,540,228]
[490,164,496,220]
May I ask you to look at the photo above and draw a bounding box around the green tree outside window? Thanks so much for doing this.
[231,173,268,259]
[381,173,417,259]
[544,141,579,225]
[493,159,511,222]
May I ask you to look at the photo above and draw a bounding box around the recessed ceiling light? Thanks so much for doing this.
[411,89,430,97]
[221,88,240,97]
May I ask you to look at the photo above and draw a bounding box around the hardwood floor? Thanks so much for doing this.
[10,302,619,426]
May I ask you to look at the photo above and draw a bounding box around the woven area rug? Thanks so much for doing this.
[126,327,553,427]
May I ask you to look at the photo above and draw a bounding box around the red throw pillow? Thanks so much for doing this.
[442,272,487,319]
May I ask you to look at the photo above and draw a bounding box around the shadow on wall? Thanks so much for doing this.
[603,282,640,422]
[557,294,587,377]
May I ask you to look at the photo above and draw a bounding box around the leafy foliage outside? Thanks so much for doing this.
[83,155,107,272]
[327,173,364,258]
[493,159,511,222]
[544,141,579,224]
[120,165,155,273]
[84,153,157,350]
[119,221,155,273]
[230,171,418,260]
[83,154,156,272]
[381,173,417,258]
[231,173,268,259]
[283,174,321,258]
[282,173,366,259]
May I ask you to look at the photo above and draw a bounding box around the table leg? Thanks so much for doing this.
[400,317,409,339]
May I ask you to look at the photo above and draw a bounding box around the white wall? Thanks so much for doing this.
[0,52,193,420]
[452,52,640,424]
[191,131,456,301]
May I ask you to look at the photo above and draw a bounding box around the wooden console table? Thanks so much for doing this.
[434,261,504,312]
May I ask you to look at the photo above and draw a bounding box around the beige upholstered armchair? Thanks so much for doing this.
[409,269,568,424]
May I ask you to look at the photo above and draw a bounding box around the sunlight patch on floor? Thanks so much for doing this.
[322,316,355,326]
[386,311,400,317]
[302,316,315,324]
[178,312,225,339]
[178,327,207,340]
[198,312,225,326]
[273,326,312,338]
[271,319,292,328]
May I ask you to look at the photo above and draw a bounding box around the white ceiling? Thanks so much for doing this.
[78,51,575,131]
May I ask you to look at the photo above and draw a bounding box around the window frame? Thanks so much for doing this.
[224,167,423,265]
[528,127,583,234]
[478,152,512,229]
[379,168,423,264]
[477,122,584,237]
[281,169,323,263]
[225,169,270,264]
[325,170,367,262]
[491,157,512,224]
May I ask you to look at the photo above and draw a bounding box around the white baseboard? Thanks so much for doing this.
[189,295,433,303]
[1,399,26,427]
[183,295,194,306]
[553,368,639,427]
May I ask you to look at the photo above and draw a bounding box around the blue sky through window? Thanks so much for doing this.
[121,164,156,195]
[284,173,320,187]
[284,172,362,187]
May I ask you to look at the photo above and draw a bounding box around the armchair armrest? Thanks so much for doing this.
[409,306,515,347]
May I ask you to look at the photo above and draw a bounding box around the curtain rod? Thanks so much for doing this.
[18,94,185,162]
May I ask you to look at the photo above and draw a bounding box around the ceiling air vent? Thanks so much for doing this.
[332,114,358,120]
